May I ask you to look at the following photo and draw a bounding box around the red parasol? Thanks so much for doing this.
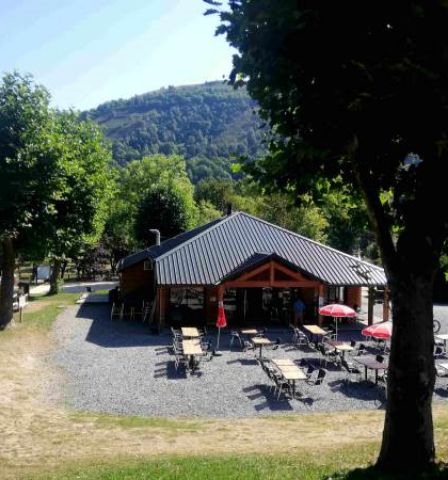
[216,301,227,350]
[318,303,357,338]
[319,304,357,318]
[362,321,392,340]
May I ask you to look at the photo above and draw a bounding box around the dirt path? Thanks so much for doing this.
[0,305,447,479]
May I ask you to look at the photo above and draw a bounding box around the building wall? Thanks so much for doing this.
[120,261,153,300]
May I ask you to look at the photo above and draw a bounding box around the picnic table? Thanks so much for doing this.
[252,337,272,357]
[181,327,201,338]
[272,358,306,397]
[240,328,258,336]
[182,339,205,371]
[303,324,328,345]
[354,355,388,384]
[326,340,354,358]
[272,358,295,367]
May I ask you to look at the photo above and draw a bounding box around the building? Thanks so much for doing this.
[117,211,388,329]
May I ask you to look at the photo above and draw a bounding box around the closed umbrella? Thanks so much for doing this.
[318,303,357,338]
[362,321,392,340]
[216,300,227,352]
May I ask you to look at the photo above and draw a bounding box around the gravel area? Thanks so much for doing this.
[50,303,448,418]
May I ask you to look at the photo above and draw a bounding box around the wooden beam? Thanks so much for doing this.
[237,263,270,281]
[383,287,390,322]
[222,280,320,289]
[273,262,311,282]
[368,287,375,326]
[270,261,275,283]
[318,284,325,326]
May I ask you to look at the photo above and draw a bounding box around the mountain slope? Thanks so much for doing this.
[83,81,266,182]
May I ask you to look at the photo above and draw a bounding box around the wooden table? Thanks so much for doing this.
[303,324,328,345]
[354,356,388,384]
[326,340,354,358]
[252,337,272,357]
[182,339,205,372]
[272,358,296,367]
[273,361,306,397]
[181,327,201,338]
[240,328,258,335]
[182,339,203,355]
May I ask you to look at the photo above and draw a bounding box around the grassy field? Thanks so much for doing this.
[1,292,448,479]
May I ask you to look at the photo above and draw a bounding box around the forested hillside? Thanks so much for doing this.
[83,81,266,182]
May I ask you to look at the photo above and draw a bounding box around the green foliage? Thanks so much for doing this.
[194,177,330,244]
[196,200,222,226]
[214,1,448,263]
[195,177,235,212]
[105,154,197,251]
[83,81,266,181]
[46,111,113,261]
[0,72,55,250]
[135,185,193,244]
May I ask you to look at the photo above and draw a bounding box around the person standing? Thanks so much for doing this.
[293,296,306,328]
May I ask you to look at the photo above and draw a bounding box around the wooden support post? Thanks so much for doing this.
[367,287,374,325]
[217,285,224,303]
[318,284,325,326]
[383,287,390,322]
[157,287,168,330]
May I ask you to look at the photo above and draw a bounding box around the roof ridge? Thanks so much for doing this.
[154,212,238,262]
[237,211,383,272]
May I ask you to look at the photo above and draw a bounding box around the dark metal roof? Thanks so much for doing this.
[119,212,387,287]
[116,216,225,272]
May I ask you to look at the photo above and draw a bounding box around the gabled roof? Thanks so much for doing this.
[220,252,320,283]
[118,211,387,286]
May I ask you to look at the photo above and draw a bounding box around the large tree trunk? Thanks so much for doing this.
[0,238,16,329]
[377,272,436,472]
[49,258,62,295]
[60,259,68,280]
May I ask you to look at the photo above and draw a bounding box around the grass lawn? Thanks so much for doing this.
[1,293,448,479]
[12,291,80,332]
[23,451,448,480]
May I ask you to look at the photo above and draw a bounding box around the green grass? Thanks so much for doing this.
[26,454,351,480]
[13,292,79,332]
[26,452,448,480]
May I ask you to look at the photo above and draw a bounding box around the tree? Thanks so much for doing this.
[0,72,56,328]
[46,111,113,294]
[104,154,197,251]
[212,0,448,473]
[134,185,192,244]
[195,177,235,212]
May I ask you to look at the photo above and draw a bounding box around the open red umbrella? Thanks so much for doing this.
[216,300,227,351]
[318,303,357,338]
[362,321,392,340]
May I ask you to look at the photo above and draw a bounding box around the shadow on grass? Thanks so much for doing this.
[329,463,448,480]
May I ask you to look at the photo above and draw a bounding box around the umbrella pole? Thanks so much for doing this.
[217,327,221,350]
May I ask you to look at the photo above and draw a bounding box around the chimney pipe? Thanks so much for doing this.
[226,203,233,216]
[149,229,161,246]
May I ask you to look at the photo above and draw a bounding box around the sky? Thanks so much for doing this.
[0,0,235,110]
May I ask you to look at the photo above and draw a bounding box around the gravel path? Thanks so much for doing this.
[50,303,448,418]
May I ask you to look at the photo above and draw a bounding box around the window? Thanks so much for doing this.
[169,287,204,310]
[143,260,153,271]
[325,286,345,303]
